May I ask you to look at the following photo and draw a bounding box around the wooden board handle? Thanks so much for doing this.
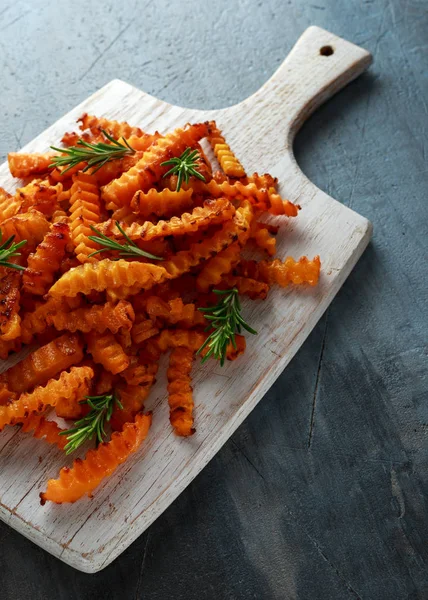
[236,26,372,155]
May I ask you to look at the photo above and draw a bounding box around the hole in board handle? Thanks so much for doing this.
[320,45,334,56]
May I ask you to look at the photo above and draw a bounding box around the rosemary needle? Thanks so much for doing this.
[0,232,27,271]
[59,392,123,455]
[49,129,135,174]
[88,222,163,261]
[197,288,257,366]
[161,147,206,191]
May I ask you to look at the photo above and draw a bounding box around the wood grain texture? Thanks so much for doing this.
[0,27,372,572]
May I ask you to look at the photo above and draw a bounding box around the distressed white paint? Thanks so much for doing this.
[0,27,372,572]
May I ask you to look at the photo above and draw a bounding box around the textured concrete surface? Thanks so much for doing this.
[1,0,427,598]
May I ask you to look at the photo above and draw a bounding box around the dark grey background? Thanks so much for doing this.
[1,1,427,599]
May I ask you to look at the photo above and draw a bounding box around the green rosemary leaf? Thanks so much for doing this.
[88,223,163,261]
[59,392,122,455]
[49,129,135,175]
[161,147,206,191]
[197,288,257,365]
[0,231,27,271]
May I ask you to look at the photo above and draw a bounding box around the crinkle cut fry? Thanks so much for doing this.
[8,152,56,178]
[250,221,276,256]
[23,222,70,295]
[131,316,159,345]
[222,275,269,300]
[55,377,93,420]
[16,180,63,217]
[49,259,169,298]
[52,207,69,224]
[110,378,156,432]
[102,198,235,242]
[17,414,67,449]
[86,331,130,374]
[0,186,21,222]
[162,201,253,280]
[95,368,118,396]
[125,132,162,151]
[20,296,82,344]
[184,177,300,217]
[120,355,160,386]
[207,122,246,178]
[47,299,135,334]
[236,256,321,287]
[69,172,102,263]
[0,332,84,394]
[167,347,195,436]
[1,210,50,247]
[131,187,193,219]
[79,113,145,139]
[91,151,144,187]
[193,145,213,181]
[61,130,103,147]
[148,329,246,361]
[145,296,206,328]
[0,271,21,341]
[196,241,241,292]
[106,284,143,302]
[102,122,209,210]
[0,366,94,431]
[40,412,152,504]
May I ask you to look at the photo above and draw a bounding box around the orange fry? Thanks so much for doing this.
[102,122,208,210]
[79,113,145,139]
[18,414,67,449]
[23,222,70,295]
[40,412,152,503]
[0,366,93,431]
[86,331,130,374]
[1,210,50,247]
[110,382,155,431]
[222,275,269,300]
[237,256,321,287]
[149,328,246,361]
[20,296,81,344]
[207,122,245,178]
[167,347,195,436]
[250,221,277,256]
[131,187,193,219]
[163,202,253,279]
[0,187,21,222]
[102,198,235,242]
[69,172,102,263]
[16,179,63,217]
[145,296,206,328]
[196,242,241,292]
[0,271,21,341]
[1,332,84,393]
[8,152,56,178]
[47,300,135,334]
[49,259,169,298]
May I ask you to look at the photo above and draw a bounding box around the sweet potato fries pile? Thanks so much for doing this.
[0,114,320,504]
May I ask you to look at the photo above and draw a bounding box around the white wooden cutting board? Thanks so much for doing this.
[0,26,372,572]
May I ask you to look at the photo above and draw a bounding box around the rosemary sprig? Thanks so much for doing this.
[88,222,163,260]
[59,392,123,455]
[197,288,257,366]
[49,129,135,174]
[0,232,27,271]
[161,147,206,191]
